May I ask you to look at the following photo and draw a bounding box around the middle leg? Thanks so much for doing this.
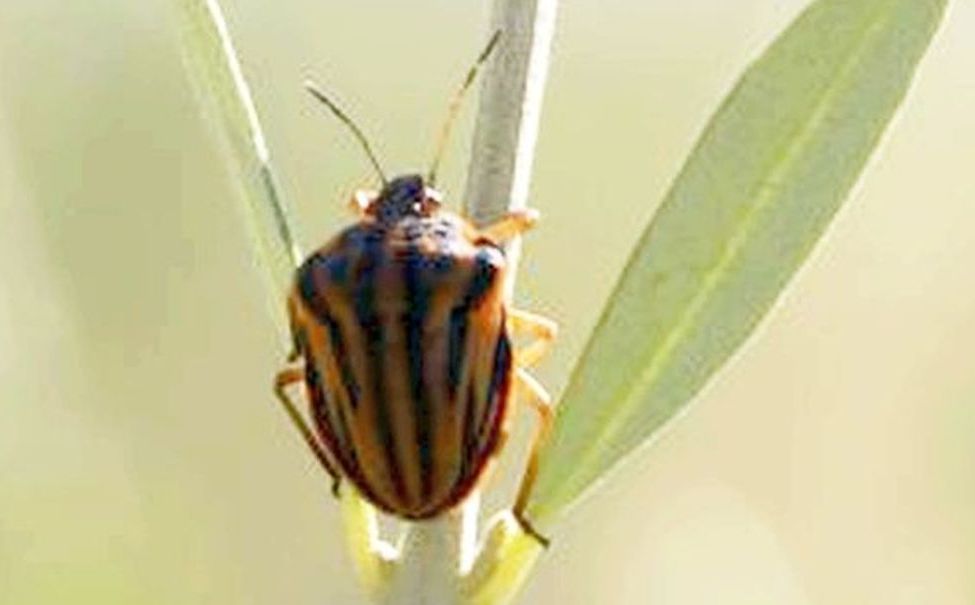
[508,308,558,368]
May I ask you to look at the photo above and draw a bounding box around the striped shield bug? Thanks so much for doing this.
[272,33,557,544]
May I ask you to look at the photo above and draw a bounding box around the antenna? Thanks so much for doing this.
[427,30,502,186]
[304,80,388,186]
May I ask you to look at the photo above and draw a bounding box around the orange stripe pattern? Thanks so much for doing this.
[288,175,513,519]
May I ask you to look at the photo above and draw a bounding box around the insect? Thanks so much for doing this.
[272,33,557,544]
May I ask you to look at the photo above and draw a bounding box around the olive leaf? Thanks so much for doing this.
[527,0,948,524]
[173,1,397,597]
[174,0,300,315]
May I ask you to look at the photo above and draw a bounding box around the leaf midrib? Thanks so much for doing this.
[544,2,892,514]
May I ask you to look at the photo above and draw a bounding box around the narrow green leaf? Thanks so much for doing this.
[173,0,301,317]
[173,2,392,588]
[529,0,947,523]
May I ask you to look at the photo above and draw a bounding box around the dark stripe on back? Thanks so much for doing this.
[296,256,362,410]
[297,254,329,316]
[479,330,512,443]
[446,308,468,397]
[448,247,499,397]
[354,229,409,504]
[294,270,365,489]
[402,240,433,499]
[322,314,361,410]
[454,247,505,486]
[460,376,479,485]
[304,358,360,479]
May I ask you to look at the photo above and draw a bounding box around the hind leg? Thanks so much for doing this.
[510,367,554,547]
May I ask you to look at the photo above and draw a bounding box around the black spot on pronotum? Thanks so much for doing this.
[462,247,502,306]
[296,254,328,318]
[324,253,350,284]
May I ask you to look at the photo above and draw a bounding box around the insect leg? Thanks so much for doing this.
[274,366,342,496]
[480,208,540,243]
[508,308,558,368]
[511,367,554,547]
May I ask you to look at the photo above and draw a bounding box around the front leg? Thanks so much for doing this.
[347,189,377,218]
[479,208,540,244]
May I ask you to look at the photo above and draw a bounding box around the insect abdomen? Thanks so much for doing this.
[291,217,512,518]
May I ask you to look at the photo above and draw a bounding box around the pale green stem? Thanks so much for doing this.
[381,0,559,604]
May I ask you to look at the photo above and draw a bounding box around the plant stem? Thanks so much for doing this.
[464,0,559,299]
[381,0,558,604]
[380,515,463,605]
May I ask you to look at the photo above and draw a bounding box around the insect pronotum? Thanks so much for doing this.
[273,32,557,545]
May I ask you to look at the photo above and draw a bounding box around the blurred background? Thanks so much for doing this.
[1,1,973,603]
